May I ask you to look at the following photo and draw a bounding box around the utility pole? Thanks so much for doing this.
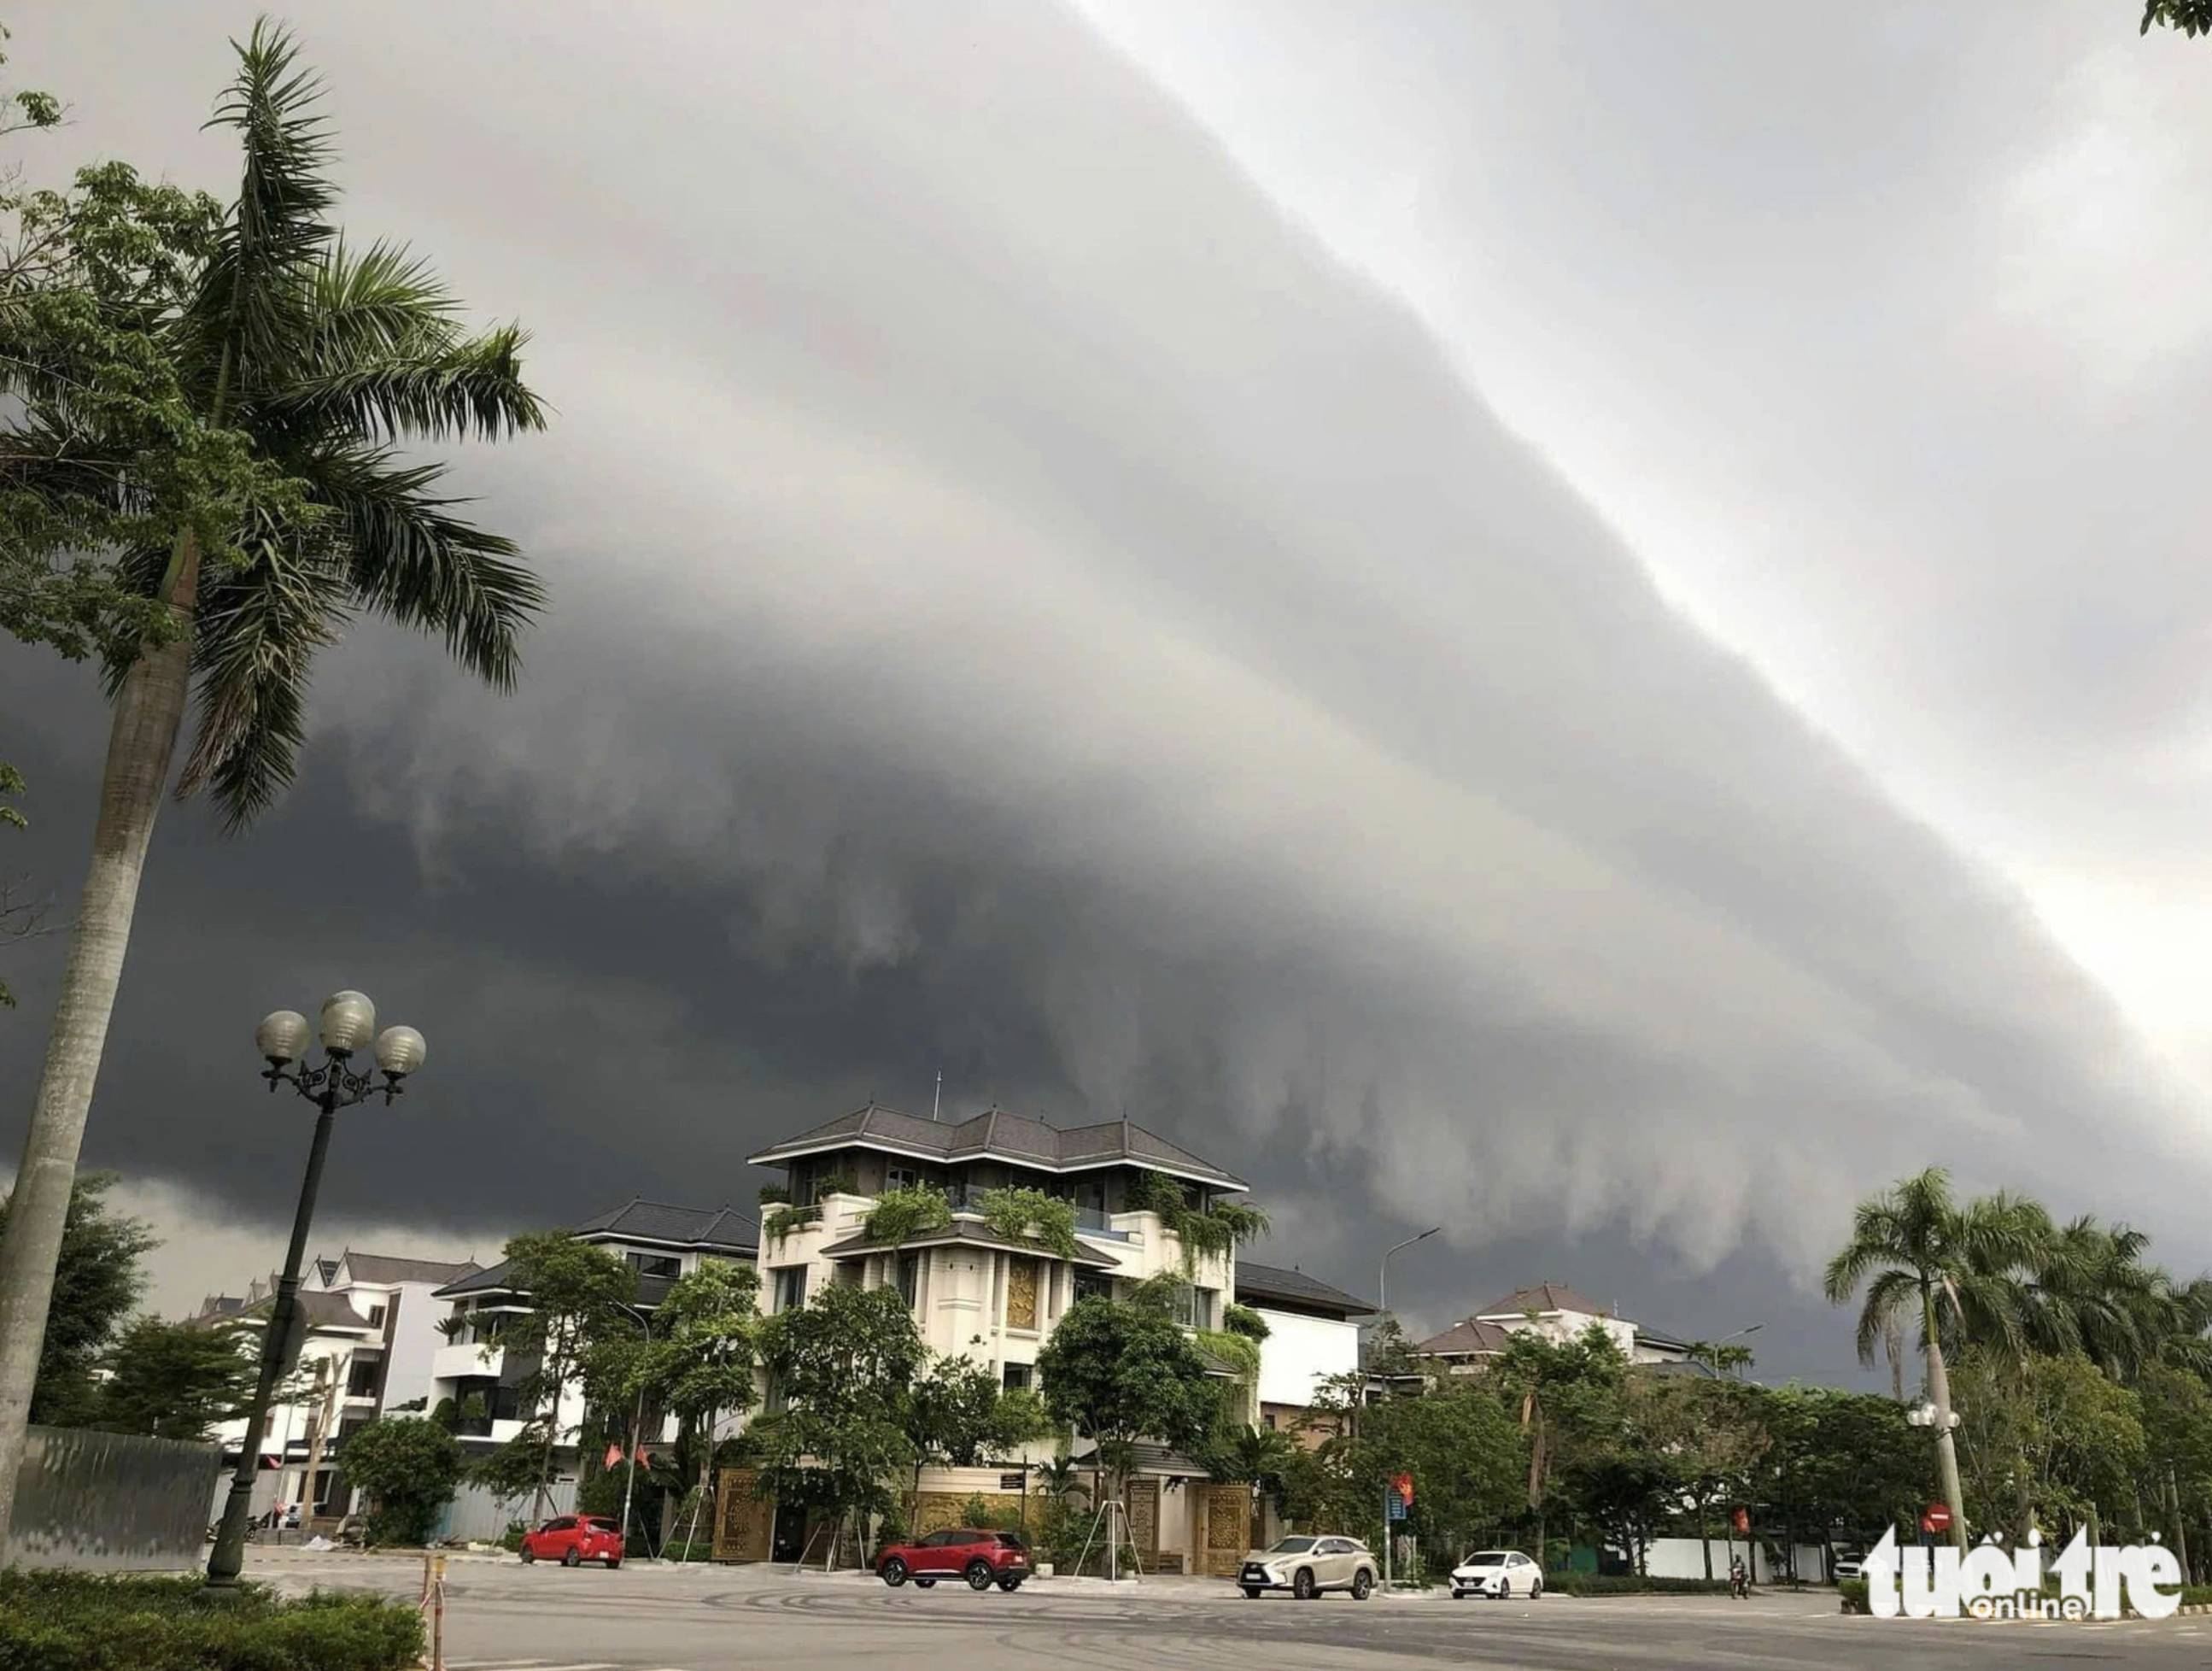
[297,1359,336,1526]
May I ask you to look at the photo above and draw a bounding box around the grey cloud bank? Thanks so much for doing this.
[1,0,2203,1374]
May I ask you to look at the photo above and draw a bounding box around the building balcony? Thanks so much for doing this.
[432,1340,503,1382]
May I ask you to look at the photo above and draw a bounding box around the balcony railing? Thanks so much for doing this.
[939,1184,1132,1243]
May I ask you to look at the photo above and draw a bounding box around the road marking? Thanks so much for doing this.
[448,1662,623,1670]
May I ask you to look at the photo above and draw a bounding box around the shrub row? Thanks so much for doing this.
[1542,1572,1733,1596]
[0,1570,423,1671]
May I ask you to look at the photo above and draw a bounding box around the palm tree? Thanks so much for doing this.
[1214,1422,1295,1546]
[1823,1169,2050,1551]
[0,19,544,1545]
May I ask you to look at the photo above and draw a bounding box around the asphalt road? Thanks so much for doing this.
[247,1547,2212,1670]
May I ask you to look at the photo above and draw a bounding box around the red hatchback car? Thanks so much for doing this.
[518,1514,624,1568]
[878,1527,1030,1592]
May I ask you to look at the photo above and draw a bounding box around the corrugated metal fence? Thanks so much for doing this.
[5,1425,219,1572]
[437,1480,576,1544]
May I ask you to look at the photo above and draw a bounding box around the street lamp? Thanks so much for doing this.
[612,1300,654,1564]
[1905,1401,1960,1430]
[205,991,425,1592]
[1378,1227,1442,1322]
[1690,1322,1764,1379]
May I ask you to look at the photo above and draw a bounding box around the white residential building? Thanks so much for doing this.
[1410,1281,1696,1375]
[202,1250,480,1519]
[1232,1261,1375,1438]
[428,1199,758,1463]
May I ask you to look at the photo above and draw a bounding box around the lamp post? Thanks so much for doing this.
[204,991,424,1592]
[1378,1227,1441,1322]
[1689,1322,1764,1379]
[1906,1398,1967,1551]
[612,1300,654,1563]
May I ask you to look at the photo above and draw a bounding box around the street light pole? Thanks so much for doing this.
[1378,1227,1442,1323]
[1689,1322,1764,1379]
[612,1301,653,1563]
[204,993,425,1593]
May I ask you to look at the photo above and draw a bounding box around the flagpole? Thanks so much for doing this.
[614,1301,653,1562]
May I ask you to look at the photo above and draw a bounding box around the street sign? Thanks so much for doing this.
[1922,1503,1952,1533]
[1393,1473,1414,1508]
[1386,1494,1407,1521]
[999,1473,1026,1492]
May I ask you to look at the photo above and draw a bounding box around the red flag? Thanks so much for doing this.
[604,1443,623,1469]
[632,1445,651,1468]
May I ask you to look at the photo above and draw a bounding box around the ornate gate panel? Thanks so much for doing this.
[1126,1477,1160,1556]
[1201,1483,1250,1577]
[711,1469,772,1563]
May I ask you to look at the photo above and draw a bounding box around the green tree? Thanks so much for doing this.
[753,1284,925,1557]
[627,1260,761,1535]
[974,1187,1080,1262]
[0,1171,153,1427]
[1749,1385,1923,1575]
[1823,1168,2049,1549]
[2143,1,2212,37]
[900,1351,1051,1505]
[1209,1423,1295,1547]
[95,1315,255,1439]
[496,1233,636,1518]
[1035,1293,1220,1510]
[337,1415,464,1545]
[1489,1322,1628,1559]
[0,17,546,1543]
[1352,1383,1526,1562]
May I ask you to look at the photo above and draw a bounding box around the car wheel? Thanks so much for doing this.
[562,1548,582,1568]
[881,1557,909,1587]
[998,1575,1024,1592]
[606,1557,621,1570]
[1292,1568,1316,1601]
[1242,1586,1263,1599]
[1351,1569,1372,1601]
[518,1547,535,1564]
[966,1560,995,1592]
[1530,1580,1542,1600]
[916,1578,937,1588]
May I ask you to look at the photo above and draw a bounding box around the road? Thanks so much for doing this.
[248,1547,2212,1669]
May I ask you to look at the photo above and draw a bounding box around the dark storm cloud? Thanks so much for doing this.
[3,1,2205,1370]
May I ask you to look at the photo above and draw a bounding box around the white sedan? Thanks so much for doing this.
[1451,1549,1542,1599]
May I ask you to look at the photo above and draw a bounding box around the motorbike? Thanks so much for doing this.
[1729,1563,1749,1600]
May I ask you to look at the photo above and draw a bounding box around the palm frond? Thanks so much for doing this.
[176,515,350,827]
[308,237,457,360]
[307,444,543,689]
[275,321,547,444]
[190,17,336,405]
[1855,1267,1921,1368]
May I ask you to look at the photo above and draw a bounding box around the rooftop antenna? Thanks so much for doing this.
[932,1070,942,1123]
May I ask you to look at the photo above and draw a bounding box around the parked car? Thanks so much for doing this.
[518,1515,625,1568]
[1832,1551,1866,1581]
[1237,1534,1379,1600]
[1450,1549,1542,1599]
[876,1527,1031,1592]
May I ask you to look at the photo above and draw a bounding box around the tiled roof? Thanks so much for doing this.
[436,1258,518,1299]
[1070,1439,1214,1476]
[1475,1283,1614,1322]
[209,1288,380,1334]
[816,1220,1124,1269]
[1234,1261,1376,1317]
[746,1105,1248,1190]
[339,1252,483,1287]
[571,1199,758,1252]
[1412,1317,1516,1357]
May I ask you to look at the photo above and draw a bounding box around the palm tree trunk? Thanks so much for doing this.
[0,535,201,1551]
[1922,1293,1969,1553]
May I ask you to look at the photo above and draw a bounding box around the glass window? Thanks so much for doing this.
[886,1166,919,1191]
[1074,1271,1112,1305]
[625,1252,681,1280]
[1268,1537,1318,1554]
[1002,1363,1032,1392]
[546,1517,576,1533]
[772,1267,807,1312]
[897,1252,920,1308]
[366,1304,387,1328]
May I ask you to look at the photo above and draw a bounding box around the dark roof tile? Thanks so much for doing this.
[1233,1261,1376,1316]
[746,1105,1246,1188]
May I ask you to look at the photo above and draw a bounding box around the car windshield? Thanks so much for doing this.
[1268,1537,1319,1554]
[1466,1551,1510,1565]
[994,1533,1027,1548]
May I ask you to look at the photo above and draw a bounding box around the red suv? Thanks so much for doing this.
[518,1514,624,1568]
[877,1527,1030,1592]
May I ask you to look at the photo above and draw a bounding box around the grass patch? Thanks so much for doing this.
[0,1569,423,1671]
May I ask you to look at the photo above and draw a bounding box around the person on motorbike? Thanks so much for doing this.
[1729,1554,1748,1598]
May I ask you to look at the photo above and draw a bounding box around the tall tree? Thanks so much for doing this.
[95,1314,255,1440]
[0,1170,152,1427]
[2142,1,2212,37]
[627,1259,761,1544]
[0,17,545,1546]
[497,1234,635,1520]
[1489,1322,1628,1560]
[1823,1168,2048,1550]
[752,1284,925,1563]
[1035,1293,1219,1513]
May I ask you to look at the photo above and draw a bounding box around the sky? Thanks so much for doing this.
[3,2,2211,1380]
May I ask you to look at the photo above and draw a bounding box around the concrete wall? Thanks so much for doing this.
[8,1426,219,1572]
[1252,1307,1359,1408]
[1634,1536,1832,1582]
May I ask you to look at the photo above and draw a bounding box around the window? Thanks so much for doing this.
[1169,1284,1216,1330]
[772,1266,808,1313]
[922,1529,963,1547]
[625,1252,681,1280]
[545,1517,576,1533]
[1074,1271,1112,1305]
[1262,1412,1277,1431]
[346,1360,379,1398]
[886,1166,919,1191]
[1002,1363,1032,1392]
[366,1304,387,1328]
[897,1252,920,1309]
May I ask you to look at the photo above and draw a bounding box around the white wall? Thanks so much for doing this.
[1252,1308,1360,1409]
[1634,1537,1833,1582]
[377,1281,450,1411]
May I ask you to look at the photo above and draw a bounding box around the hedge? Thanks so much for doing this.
[0,1570,423,1671]
[1838,1578,1870,1613]
[1542,1573,1732,1596]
